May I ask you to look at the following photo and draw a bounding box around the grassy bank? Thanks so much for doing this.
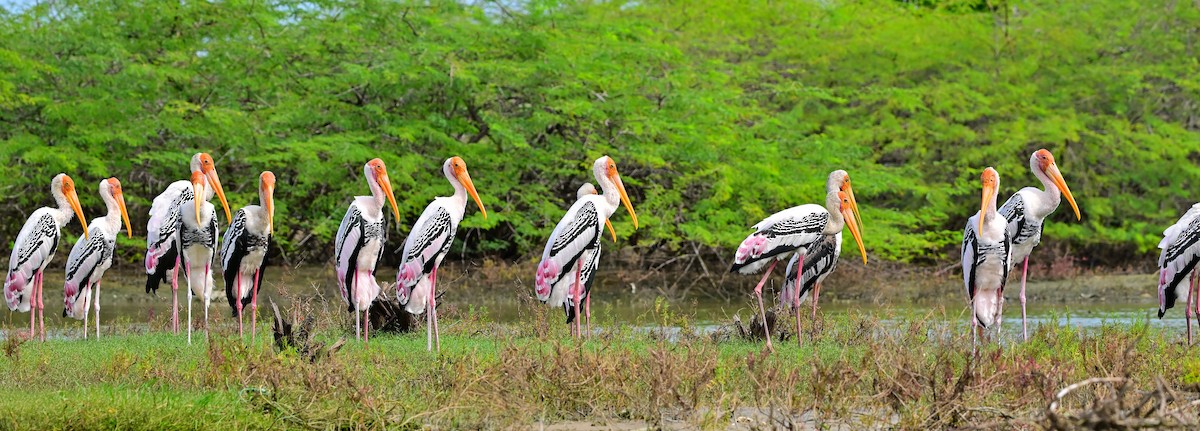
[1,303,1197,430]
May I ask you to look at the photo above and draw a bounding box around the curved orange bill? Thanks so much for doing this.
[980,177,997,234]
[844,182,863,235]
[457,169,487,220]
[66,188,89,239]
[839,200,866,264]
[264,184,276,235]
[115,190,132,239]
[604,219,617,242]
[204,167,232,222]
[1046,164,1081,220]
[610,173,638,229]
[376,170,401,224]
[192,172,206,227]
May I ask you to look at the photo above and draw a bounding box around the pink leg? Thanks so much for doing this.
[574,259,583,339]
[205,264,211,341]
[1188,272,1194,345]
[754,261,778,353]
[431,267,441,352]
[364,307,370,345]
[172,255,180,334]
[971,296,979,357]
[94,280,101,339]
[236,272,244,337]
[426,283,433,351]
[37,271,45,342]
[28,275,36,339]
[353,271,361,341]
[794,254,804,345]
[251,269,260,342]
[1192,270,1199,344]
[1020,256,1030,342]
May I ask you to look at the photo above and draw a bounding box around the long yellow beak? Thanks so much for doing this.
[611,173,638,229]
[376,170,401,224]
[604,219,617,242]
[840,197,866,264]
[457,169,487,220]
[116,191,132,239]
[264,185,275,235]
[844,182,863,235]
[204,167,232,222]
[1046,163,1081,220]
[192,176,205,227]
[67,189,89,239]
[980,179,997,234]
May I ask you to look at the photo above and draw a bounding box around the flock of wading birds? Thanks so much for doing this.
[2,150,1199,352]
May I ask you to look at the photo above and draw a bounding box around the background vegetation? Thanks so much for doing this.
[1,0,1197,267]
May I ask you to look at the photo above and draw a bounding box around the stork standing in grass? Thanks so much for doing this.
[180,171,221,345]
[535,156,638,339]
[334,158,401,343]
[1156,203,1200,343]
[780,170,866,325]
[146,153,230,334]
[63,178,132,339]
[220,171,276,341]
[962,167,1011,354]
[731,187,864,351]
[998,149,1081,341]
[5,173,89,341]
[396,157,487,352]
[564,183,618,338]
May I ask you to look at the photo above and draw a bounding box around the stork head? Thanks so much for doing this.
[104,178,132,238]
[54,173,89,239]
[446,156,486,219]
[1032,149,1081,220]
[366,158,401,223]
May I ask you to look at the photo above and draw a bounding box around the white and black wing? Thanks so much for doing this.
[220,209,248,275]
[781,233,839,308]
[730,205,828,275]
[961,220,979,300]
[4,211,59,311]
[145,182,190,294]
[63,225,111,306]
[1157,203,1200,316]
[396,206,455,306]
[334,204,366,309]
[534,201,602,302]
[999,193,1042,249]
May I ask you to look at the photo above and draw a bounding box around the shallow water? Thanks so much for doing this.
[0,264,1185,339]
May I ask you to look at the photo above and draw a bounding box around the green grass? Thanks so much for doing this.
[0,306,1196,430]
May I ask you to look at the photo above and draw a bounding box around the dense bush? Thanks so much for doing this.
[1,0,1197,266]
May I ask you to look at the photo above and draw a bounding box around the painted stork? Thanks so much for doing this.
[396,157,486,352]
[962,167,1011,353]
[179,170,222,345]
[63,178,132,339]
[732,188,864,350]
[334,158,401,343]
[145,153,230,334]
[1156,203,1200,343]
[998,149,1081,341]
[4,173,89,341]
[780,170,866,324]
[535,156,638,339]
[563,183,617,339]
[220,171,276,340]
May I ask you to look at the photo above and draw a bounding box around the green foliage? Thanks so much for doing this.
[0,0,1197,264]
